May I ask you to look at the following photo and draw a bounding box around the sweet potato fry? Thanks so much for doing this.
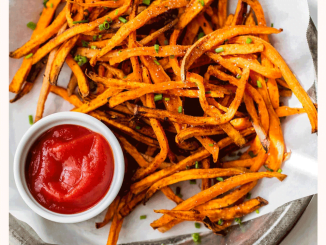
[275,106,306,117]
[160,186,184,205]
[144,168,248,203]
[67,73,78,96]
[154,197,268,222]
[119,190,147,217]
[96,196,121,229]
[201,158,211,191]
[150,172,286,229]
[65,54,89,97]
[218,0,228,27]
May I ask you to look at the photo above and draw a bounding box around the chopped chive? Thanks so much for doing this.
[74,54,88,66]
[135,126,141,130]
[170,55,175,59]
[178,106,182,113]
[236,74,241,79]
[215,47,224,53]
[91,45,97,49]
[192,233,201,243]
[235,218,242,225]
[93,35,97,41]
[176,193,183,198]
[190,179,197,184]
[248,151,257,158]
[25,53,33,59]
[154,94,163,101]
[143,0,151,5]
[277,168,282,173]
[198,0,205,6]
[43,0,49,8]
[119,17,127,23]
[140,215,147,220]
[246,192,251,199]
[115,9,118,15]
[50,3,53,8]
[198,32,205,40]
[246,37,252,44]
[256,209,260,214]
[118,50,122,55]
[218,219,224,225]
[123,76,127,78]
[28,115,33,125]
[154,44,160,53]
[162,97,169,102]
[224,39,229,43]
[164,39,169,45]
[81,40,89,47]
[195,161,199,169]
[27,22,36,30]
[263,165,274,172]
[154,60,160,66]
[73,20,89,24]
[205,91,211,94]
[208,143,214,147]
[104,7,108,10]
[195,222,201,228]
[265,78,268,82]
[271,23,274,27]
[257,80,262,88]
[99,21,110,31]
[216,177,223,182]
[176,186,181,195]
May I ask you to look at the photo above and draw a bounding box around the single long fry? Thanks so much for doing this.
[150,172,286,229]
[161,186,184,205]
[275,106,306,117]
[65,54,89,97]
[144,168,247,203]
[50,85,83,107]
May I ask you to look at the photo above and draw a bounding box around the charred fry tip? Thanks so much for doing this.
[256,196,269,205]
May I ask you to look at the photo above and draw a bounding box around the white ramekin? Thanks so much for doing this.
[13,112,124,223]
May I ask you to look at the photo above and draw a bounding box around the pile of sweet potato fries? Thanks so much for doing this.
[9,0,318,244]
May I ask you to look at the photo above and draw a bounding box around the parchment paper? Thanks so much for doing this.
[9,0,317,244]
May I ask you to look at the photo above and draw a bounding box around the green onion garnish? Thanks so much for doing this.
[170,55,175,59]
[215,47,224,53]
[115,9,118,15]
[236,74,241,79]
[257,80,262,88]
[143,0,151,6]
[140,215,147,220]
[119,17,127,23]
[50,3,53,8]
[28,115,33,125]
[264,165,274,172]
[164,39,169,45]
[25,53,33,59]
[277,169,282,173]
[198,0,205,7]
[195,161,199,169]
[154,94,163,101]
[246,37,252,44]
[224,39,229,43]
[27,22,36,30]
[195,222,201,228]
[256,209,260,214]
[91,45,97,49]
[81,40,89,47]
[93,35,97,41]
[192,233,201,243]
[177,193,183,198]
[190,179,197,184]
[154,44,160,53]
[205,91,211,94]
[135,126,141,130]
[198,32,205,40]
[164,97,170,101]
[246,192,251,199]
[74,54,88,66]
[123,76,127,78]
[73,20,89,24]
[271,23,274,27]
[118,50,122,55]
[218,219,224,225]
[216,177,223,182]
[99,21,110,31]
[235,218,242,225]
[43,0,49,8]
[178,106,182,113]
[154,60,160,66]
[248,151,257,158]
[209,143,214,147]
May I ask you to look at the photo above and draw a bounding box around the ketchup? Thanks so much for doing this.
[25,124,114,214]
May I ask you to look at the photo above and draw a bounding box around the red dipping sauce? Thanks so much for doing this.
[25,124,114,214]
